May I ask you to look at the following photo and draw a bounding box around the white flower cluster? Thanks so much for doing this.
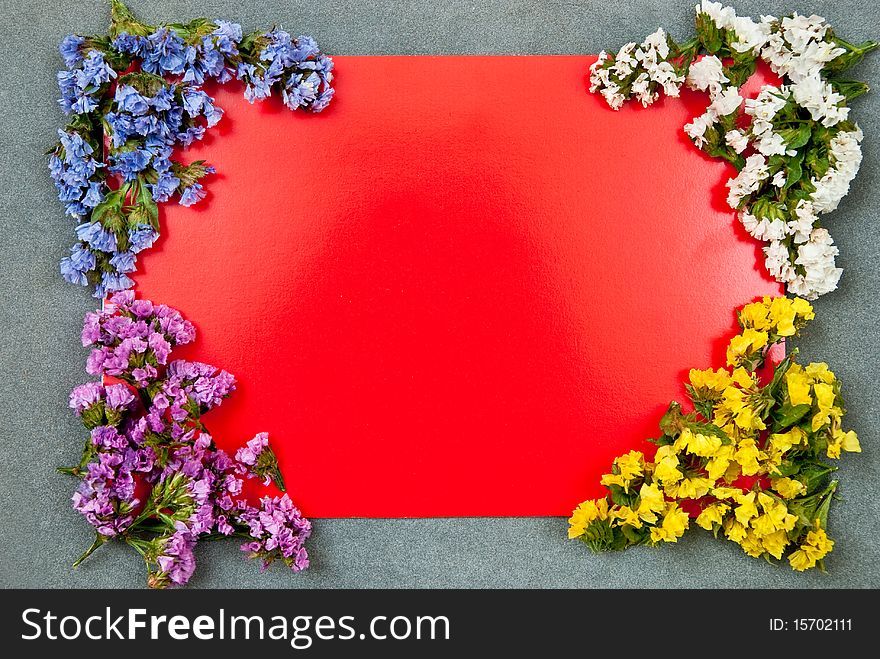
[684,55,743,147]
[692,3,862,298]
[589,28,684,110]
[590,2,869,299]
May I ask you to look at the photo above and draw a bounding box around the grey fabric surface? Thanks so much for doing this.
[0,0,877,589]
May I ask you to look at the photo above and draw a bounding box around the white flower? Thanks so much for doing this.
[744,85,789,123]
[771,171,787,188]
[791,73,848,126]
[789,228,842,299]
[709,86,742,116]
[763,239,797,283]
[788,200,817,243]
[725,129,749,153]
[761,13,845,82]
[686,55,728,94]
[729,15,771,54]
[755,131,791,157]
[640,28,670,60]
[684,110,718,149]
[589,52,611,93]
[740,212,787,240]
[612,43,638,78]
[631,73,657,107]
[810,127,863,213]
[726,154,769,208]
[649,60,684,97]
[601,84,626,110]
[696,1,736,29]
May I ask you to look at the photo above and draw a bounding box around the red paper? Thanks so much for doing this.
[135,56,782,517]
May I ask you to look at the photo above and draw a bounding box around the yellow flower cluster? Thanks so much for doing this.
[568,297,859,571]
[726,296,815,369]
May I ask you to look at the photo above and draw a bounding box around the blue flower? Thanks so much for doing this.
[59,35,85,68]
[142,28,188,75]
[179,183,206,207]
[151,171,181,202]
[151,85,176,111]
[175,125,205,146]
[115,84,150,116]
[58,130,93,162]
[128,225,158,253]
[109,148,152,181]
[76,222,117,252]
[81,182,105,208]
[102,271,135,293]
[213,20,243,46]
[80,50,116,86]
[112,32,146,57]
[109,251,138,273]
[60,243,96,286]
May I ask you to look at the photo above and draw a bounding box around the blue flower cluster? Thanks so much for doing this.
[49,130,105,218]
[57,49,117,115]
[238,29,334,111]
[52,4,334,300]
[112,20,243,85]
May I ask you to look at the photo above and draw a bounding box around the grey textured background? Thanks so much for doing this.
[1,0,878,589]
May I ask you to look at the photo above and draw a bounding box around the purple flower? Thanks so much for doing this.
[69,382,104,413]
[236,494,311,572]
[72,451,139,537]
[234,433,285,489]
[149,523,197,588]
[105,383,135,410]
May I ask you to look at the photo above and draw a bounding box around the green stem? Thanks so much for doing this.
[73,532,108,568]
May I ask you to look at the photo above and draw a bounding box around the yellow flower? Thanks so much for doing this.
[739,530,765,558]
[636,482,666,524]
[757,493,798,532]
[568,498,609,539]
[734,492,759,525]
[768,296,797,336]
[653,450,683,487]
[689,368,733,394]
[802,525,834,561]
[726,330,767,367]
[761,530,790,560]
[739,300,772,331]
[826,427,860,460]
[724,518,748,543]
[676,428,723,458]
[811,382,836,431]
[785,366,812,406]
[788,549,816,571]
[667,476,713,500]
[805,361,834,384]
[610,505,642,528]
[712,486,744,500]
[696,502,729,531]
[731,367,756,389]
[600,450,645,493]
[790,297,815,322]
[706,445,735,481]
[649,504,689,544]
[769,427,805,454]
[771,477,806,499]
[734,438,762,476]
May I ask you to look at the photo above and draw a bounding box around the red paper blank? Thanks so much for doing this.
[135,56,782,517]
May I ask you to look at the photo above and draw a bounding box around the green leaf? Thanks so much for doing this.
[783,155,803,191]
[696,14,724,54]
[773,403,812,429]
[779,124,812,150]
